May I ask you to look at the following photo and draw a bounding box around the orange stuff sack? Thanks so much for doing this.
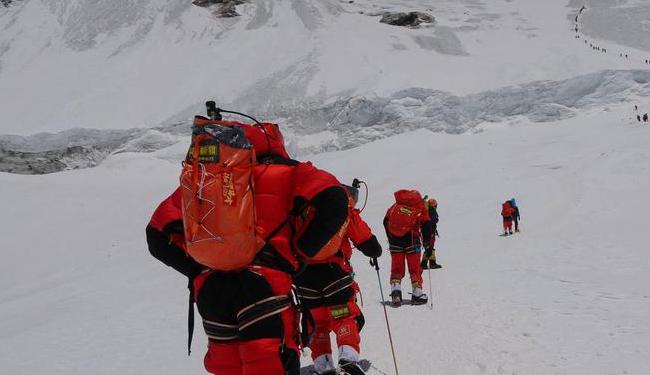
[180,116,263,271]
[387,190,425,237]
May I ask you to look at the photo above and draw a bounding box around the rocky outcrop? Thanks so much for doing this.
[192,0,246,17]
[1,0,21,8]
[380,11,434,28]
[0,147,109,174]
[0,127,178,175]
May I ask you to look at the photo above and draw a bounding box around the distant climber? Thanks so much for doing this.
[421,198,441,270]
[384,189,432,306]
[638,114,642,122]
[644,113,648,123]
[501,200,515,236]
[510,199,521,233]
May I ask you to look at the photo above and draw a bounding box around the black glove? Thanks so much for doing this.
[356,235,382,258]
[369,257,379,269]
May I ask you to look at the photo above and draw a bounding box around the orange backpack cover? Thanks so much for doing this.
[387,190,425,237]
[179,116,264,271]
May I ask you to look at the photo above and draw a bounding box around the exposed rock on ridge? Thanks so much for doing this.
[380,11,435,28]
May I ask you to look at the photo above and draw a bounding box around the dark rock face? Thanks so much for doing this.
[0,147,107,174]
[1,0,21,7]
[0,128,149,174]
[192,0,246,17]
[380,11,435,27]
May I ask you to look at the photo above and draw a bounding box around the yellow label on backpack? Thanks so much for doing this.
[329,305,351,320]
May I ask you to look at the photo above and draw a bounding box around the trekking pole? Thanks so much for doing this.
[372,259,400,375]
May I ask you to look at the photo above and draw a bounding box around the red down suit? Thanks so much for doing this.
[146,122,349,375]
[384,190,432,289]
[293,197,382,367]
[501,201,514,232]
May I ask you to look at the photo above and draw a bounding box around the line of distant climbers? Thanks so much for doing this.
[634,105,648,123]
[573,5,650,66]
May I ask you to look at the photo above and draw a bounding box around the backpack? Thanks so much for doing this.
[179,116,264,271]
[387,190,424,237]
[501,202,514,217]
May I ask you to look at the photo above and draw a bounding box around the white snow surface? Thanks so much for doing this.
[1,103,650,374]
[2,0,650,374]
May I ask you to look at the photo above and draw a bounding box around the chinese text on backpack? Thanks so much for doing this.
[180,116,264,271]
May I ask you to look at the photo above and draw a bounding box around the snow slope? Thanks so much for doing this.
[576,0,650,56]
[1,0,648,136]
[2,0,650,374]
[1,102,649,374]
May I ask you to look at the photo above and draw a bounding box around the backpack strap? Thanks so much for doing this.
[202,319,239,341]
[187,279,195,356]
[294,274,355,302]
[237,295,293,331]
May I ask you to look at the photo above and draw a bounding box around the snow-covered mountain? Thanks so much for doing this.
[1,0,645,136]
[1,0,650,374]
[2,0,650,173]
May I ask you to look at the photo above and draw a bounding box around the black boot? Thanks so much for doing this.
[339,359,366,375]
[411,293,428,305]
[390,290,402,306]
